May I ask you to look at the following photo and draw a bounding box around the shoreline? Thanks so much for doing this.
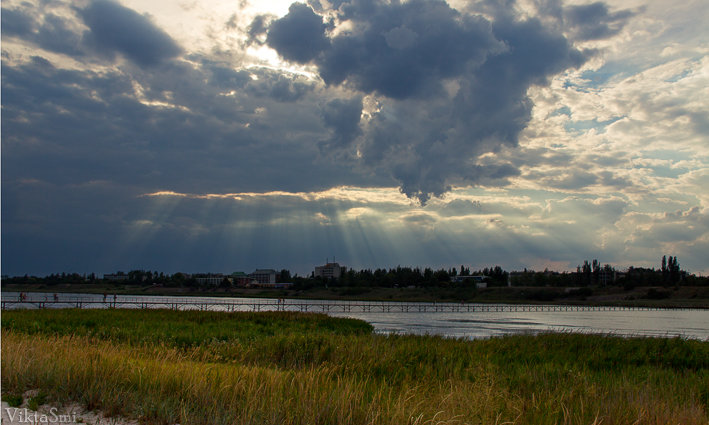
[3,283,709,309]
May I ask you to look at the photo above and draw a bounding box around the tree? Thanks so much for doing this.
[434,269,450,283]
[172,272,186,286]
[220,277,232,288]
[592,259,600,284]
[581,260,592,285]
[661,255,669,283]
[668,256,681,283]
[277,269,292,283]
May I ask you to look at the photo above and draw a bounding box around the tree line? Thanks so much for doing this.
[3,256,706,288]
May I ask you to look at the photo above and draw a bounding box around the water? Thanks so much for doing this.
[3,292,708,340]
[329,309,709,340]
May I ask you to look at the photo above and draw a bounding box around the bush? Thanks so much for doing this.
[565,287,593,297]
[2,394,23,407]
[525,290,557,301]
[28,392,48,410]
[645,288,671,300]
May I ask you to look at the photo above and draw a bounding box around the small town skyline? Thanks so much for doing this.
[4,254,699,280]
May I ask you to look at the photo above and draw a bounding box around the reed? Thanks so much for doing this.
[2,309,707,424]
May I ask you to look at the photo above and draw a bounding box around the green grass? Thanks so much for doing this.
[27,392,48,411]
[1,308,372,346]
[2,309,708,424]
[2,393,23,407]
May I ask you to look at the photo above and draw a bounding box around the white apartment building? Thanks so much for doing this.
[314,262,343,279]
[250,269,277,284]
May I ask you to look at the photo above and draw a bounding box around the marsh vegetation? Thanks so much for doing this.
[2,309,708,424]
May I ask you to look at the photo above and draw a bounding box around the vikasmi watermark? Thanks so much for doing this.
[3,407,78,424]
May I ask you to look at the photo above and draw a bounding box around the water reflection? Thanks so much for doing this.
[3,292,707,340]
[329,309,709,340]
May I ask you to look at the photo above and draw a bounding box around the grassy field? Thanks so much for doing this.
[2,309,708,424]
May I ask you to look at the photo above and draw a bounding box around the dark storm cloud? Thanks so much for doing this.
[1,47,392,276]
[261,0,599,203]
[2,1,183,66]
[1,7,35,37]
[321,0,501,99]
[319,96,363,150]
[1,46,384,199]
[246,14,274,44]
[80,0,182,66]
[1,6,84,57]
[244,70,314,102]
[265,3,330,63]
[267,0,501,100]
[527,0,637,41]
[36,13,85,56]
[564,2,637,41]
[6,0,679,278]
[204,62,252,90]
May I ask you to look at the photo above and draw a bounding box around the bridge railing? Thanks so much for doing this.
[0,295,674,312]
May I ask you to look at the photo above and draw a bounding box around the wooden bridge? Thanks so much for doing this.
[0,295,673,313]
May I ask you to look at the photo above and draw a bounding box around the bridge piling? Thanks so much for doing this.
[0,297,679,314]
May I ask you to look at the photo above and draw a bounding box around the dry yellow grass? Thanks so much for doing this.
[2,309,707,424]
[2,331,520,424]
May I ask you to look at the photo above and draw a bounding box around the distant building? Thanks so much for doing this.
[104,272,129,281]
[314,262,343,279]
[508,272,521,287]
[251,282,294,289]
[599,268,619,286]
[250,269,277,284]
[231,272,254,287]
[194,273,226,285]
[451,275,487,288]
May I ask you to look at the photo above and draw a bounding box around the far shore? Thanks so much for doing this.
[3,282,708,309]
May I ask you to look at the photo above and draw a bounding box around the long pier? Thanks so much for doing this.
[0,295,675,313]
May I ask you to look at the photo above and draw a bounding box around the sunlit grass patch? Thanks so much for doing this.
[2,309,707,424]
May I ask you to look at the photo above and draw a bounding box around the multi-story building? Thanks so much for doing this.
[231,272,254,287]
[194,273,226,285]
[314,262,343,279]
[451,275,487,288]
[104,272,129,281]
[249,269,277,284]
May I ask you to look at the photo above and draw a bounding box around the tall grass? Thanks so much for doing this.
[2,309,708,424]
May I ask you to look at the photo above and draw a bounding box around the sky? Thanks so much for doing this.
[1,0,708,277]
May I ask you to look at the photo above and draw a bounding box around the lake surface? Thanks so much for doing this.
[3,292,708,340]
